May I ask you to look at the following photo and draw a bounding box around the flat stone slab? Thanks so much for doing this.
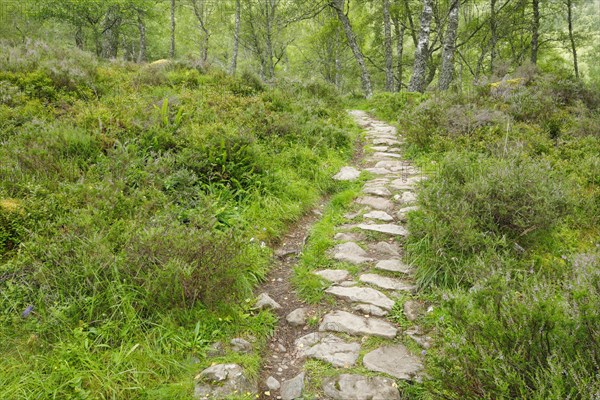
[363,210,394,222]
[333,166,361,181]
[333,242,373,264]
[359,274,415,292]
[281,372,304,400]
[400,191,417,204]
[373,138,400,146]
[325,286,395,310]
[194,364,256,399]
[295,333,360,368]
[390,177,425,190]
[357,223,408,236]
[286,308,308,326]
[364,167,393,175]
[397,206,419,221]
[376,161,418,174]
[322,374,400,400]
[373,152,402,159]
[369,242,401,257]
[363,186,392,197]
[255,293,282,310]
[363,345,423,380]
[315,269,350,283]
[404,300,425,322]
[334,232,364,242]
[375,259,413,274]
[375,160,404,170]
[266,376,280,391]
[353,303,388,317]
[355,196,393,211]
[319,310,397,339]
[370,146,389,152]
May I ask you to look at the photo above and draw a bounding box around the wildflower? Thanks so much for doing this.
[21,305,33,318]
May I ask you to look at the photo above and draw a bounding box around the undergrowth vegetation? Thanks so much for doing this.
[368,69,600,398]
[0,40,357,399]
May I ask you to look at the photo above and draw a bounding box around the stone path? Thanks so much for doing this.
[194,111,429,399]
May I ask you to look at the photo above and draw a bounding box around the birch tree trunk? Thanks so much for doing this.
[170,0,176,58]
[490,0,497,73]
[566,0,579,78]
[137,11,147,63]
[383,0,394,91]
[190,0,211,63]
[392,9,405,91]
[265,0,275,79]
[75,25,84,50]
[530,0,540,65]
[439,0,460,90]
[230,0,241,75]
[408,0,433,93]
[330,0,373,98]
[101,6,121,59]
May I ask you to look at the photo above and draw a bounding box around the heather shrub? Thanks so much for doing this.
[369,91,424,122]
[0,42,355,398]
[409,152,574,287]
[428,251,600,399]
[0,199,25,257]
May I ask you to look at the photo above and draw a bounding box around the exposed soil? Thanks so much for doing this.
[255,125,367,399]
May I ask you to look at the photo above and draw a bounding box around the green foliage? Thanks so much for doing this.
[410,153,575,288]
[427,252,600,399]
[0,42,356,398]
[368,92,425,122]
[368,70,600,398]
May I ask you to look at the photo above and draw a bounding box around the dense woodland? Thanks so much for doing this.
[2,0,599,92]
[0,0,599,399]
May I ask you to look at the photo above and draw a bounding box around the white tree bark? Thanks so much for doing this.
[137,11,147,63]
[566,0,579,78]
[408,0,433,93]
[383,0,394,91]
[170,0,176,58]
[392,9,405,91]
[230,0,241,75]
[439,0,460,90]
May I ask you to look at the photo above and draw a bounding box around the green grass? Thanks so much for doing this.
[0,41,360,399]
[293,182,363,303]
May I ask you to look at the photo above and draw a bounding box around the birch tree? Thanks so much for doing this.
[330,0,373,97]
[170,0,176,58]
[230,0,241,75]
[189,0,214,63]
[439,0,460,89]
[530,0,540,64]
[565,0,578,78]
[383,0,394,91]
[408,0,434,92]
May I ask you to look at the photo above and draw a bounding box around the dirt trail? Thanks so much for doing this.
[250,110,430,400]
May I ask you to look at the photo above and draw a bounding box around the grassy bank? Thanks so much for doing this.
[0,41,358,399]
[366,71,600,398]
